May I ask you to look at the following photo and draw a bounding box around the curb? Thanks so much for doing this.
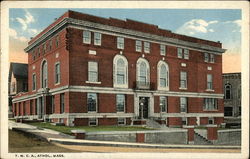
[48,138,241,150]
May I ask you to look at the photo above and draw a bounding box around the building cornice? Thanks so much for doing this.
[25,17,226,54]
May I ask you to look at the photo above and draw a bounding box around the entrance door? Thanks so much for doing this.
[139,97,149,119]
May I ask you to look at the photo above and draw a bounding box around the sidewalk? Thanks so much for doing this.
[8,121,241,150]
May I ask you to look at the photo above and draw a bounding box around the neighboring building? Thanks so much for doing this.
[8,62,28,117]
[12,10,226,127]
[223,73,241,118]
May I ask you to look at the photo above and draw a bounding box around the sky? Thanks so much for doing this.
[9,8,242,73]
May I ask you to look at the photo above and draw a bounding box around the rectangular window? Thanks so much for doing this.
[177,48,183,58]
[180,97,187,113]
[94,32,101,45]
[87,93,97,112]
[180,71,187,88]
[60,93,65,113]
[182,117,187,125]
[160,96,167,112]
[38,48,40,57]
[204,53,209,62]
[144,42,150,53]
[88,62,98,82]
[210,54,215,63]
[32,74,36,91]
[117,37,124,49]
[118,118,126,125]
[208,117,214,124]
[56,35,59,48]
[160,45,166,56]
[55,63,60,84]
[116,94,125,112]
[203,98,218,110]
[136,40,142,52]
[83,30,91,44]
[207,74,213,90]
[51,95,55,114]
[89,118,97,126]
[184,49,189,59]
[32,50,36,60]
[43,44,46,54]
[49,40,52,51]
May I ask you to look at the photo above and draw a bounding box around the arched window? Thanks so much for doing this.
[41,60,48,88]
[157,61,169,90]
[136,58,150,88]
[224,83,232,99]
[113,55,128,88]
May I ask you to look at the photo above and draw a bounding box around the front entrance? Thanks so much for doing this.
[139,97,149,119]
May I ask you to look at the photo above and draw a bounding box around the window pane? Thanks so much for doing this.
[180,72,187,88]
[178,48,182,58]
[88,62,98,82]
[160,45,166,55]
[210,54,215,63]
[160,96,167,112]
[144,42,150,53]
[204,53,209,62]
[136,40,142,52]
[117,37,124,49]
[116,94,125,112]
[94,32,101,45]
[180,97,187,112]
[83,31,91,44]
[184,49,189,59]
[88,93,97,112]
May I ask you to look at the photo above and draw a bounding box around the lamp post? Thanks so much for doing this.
[140,102,144,119]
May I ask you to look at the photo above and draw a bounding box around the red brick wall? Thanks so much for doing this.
[99,94,116,113]
[74,118,88,126]
[66,27,223,95]
[200,117,208,125]
[168,117,182,126]
[126,95,134,113]
[168,97,180,113]
[188,117,197,125]
[98,118,117,125]
[28,28,69,95]
[154,96,160,113]
[214,117,224,125]
[69,92,87,113]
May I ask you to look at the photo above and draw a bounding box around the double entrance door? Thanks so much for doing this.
[139,97,149,119]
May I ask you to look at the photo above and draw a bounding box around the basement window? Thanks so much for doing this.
[182,117,187,125]
[89,118,97,126]
[118,118,126,125]
[208,117,214,125]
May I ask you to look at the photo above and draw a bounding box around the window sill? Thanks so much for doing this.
[206,89,214,92]
[88,111,97,113]
[179,87,187,90]
[114,84,128,89]
[86,81,101,84]
[158,87,169,91]
[55,83,60,86]
[203,110,218,112]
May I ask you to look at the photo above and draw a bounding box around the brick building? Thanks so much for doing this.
[9,62,28,118]
[12,10,226,127]
[223,73,241,127]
